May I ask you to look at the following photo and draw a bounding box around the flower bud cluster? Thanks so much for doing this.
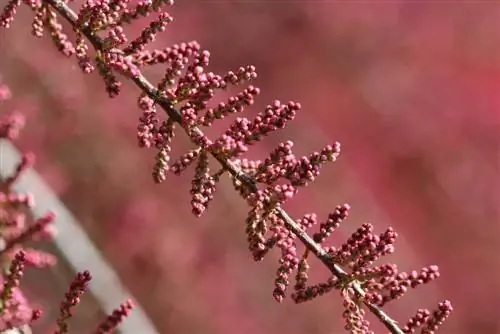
[94,299,134,334]
[1,1,453,333]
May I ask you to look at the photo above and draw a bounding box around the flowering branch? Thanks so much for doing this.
[37,1,406,331]
[1,0,453,333]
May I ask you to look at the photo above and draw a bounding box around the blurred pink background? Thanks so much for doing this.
[0,1,499,333]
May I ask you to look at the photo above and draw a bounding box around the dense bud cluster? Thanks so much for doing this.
[1,0,453,333]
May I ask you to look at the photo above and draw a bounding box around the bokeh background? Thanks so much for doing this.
[0,1,499,333]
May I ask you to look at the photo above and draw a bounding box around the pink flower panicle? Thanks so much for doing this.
[0,250,26,309]
[0,0,21,28]
[403,300,453,334]
[1,1,453,333]
[0,212,56,255]
[0,249,36,331]
[94,299,134,334]
[55,270,92,334]
[21,248,58,268]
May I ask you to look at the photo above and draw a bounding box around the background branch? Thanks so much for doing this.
[0,140,159,334]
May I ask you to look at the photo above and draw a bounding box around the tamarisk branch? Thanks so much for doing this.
[0,0,453,333]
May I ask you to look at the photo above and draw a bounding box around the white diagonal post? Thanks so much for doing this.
[0,139,158,334]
